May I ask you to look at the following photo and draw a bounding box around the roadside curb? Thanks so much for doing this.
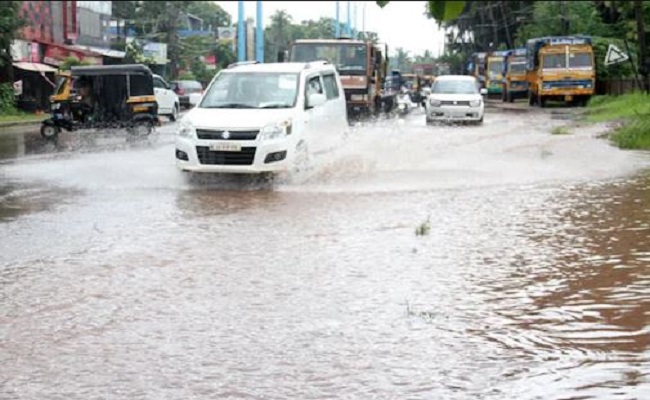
[0,119,46,129]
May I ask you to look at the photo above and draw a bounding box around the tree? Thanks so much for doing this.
[358,31,380,44]
[112,0,138,39]
[185,1,231,32]
[264,10,293,63]
[0,1,25,84]
[377,1,468,24]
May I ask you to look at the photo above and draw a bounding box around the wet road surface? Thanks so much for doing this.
[1,107,649,399]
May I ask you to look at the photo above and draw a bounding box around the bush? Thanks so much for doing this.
[0,83,17,115]
[610,114,650,150]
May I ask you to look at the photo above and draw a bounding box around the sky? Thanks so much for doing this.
[216,1,447,57]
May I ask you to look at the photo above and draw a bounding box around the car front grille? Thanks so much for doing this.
[196,146,256,165]
[441,100,471,106]
[196,129,259,140]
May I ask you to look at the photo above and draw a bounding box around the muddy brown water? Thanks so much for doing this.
[1,109,649,399]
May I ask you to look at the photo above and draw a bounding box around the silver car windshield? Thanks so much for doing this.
[432,80,479,95]
[200,72,300,109]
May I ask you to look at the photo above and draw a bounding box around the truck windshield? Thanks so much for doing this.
[509,62,526,73]
[488,60,502,77]
[542,54,566,69]
[569,52,593,68]
[290,43,367,75]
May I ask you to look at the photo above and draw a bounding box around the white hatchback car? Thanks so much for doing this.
[424,75,487,125]
[153,74,180,121]
[175,61,348,175]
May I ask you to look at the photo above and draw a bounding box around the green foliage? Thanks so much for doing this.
[551,126,571,135]
[59,57,91,71]
[610,114,650,149]
[586,92,650,122]
[0,83,16,114]
[377,1,467,23]
[185,1,231,31]
[125,41,156,65]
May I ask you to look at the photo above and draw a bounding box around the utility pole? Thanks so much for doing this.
[255,0,263,63]
[500,1,513,49]
[335,1,340,38]
[559,0,569,35]
[635,0,649,93]
[237,0,245,62]
[346,1,351,37]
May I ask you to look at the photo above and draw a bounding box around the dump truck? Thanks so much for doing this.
[287,38,397,118]
[501,48,528,102]
[525,36,595,107]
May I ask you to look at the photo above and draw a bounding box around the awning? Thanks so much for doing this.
[70,45,126,59]
[12,62,58,73]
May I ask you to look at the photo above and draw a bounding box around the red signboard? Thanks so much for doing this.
[43,44,102,67]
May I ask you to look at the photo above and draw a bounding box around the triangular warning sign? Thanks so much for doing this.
[605,44,629,66]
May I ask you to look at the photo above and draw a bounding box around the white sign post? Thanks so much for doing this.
[605,44,630,66]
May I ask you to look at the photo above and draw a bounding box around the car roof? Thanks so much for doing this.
[226,62,335,74]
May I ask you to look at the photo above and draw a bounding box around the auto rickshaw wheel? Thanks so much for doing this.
[40,124,60,140]
[170,103,179,121]
[127,120,154,137]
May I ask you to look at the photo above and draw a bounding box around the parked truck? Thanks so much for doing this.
[525,36,595,107]
[486,50,509,97]
[467,52,487,89]
[501,48,528,102]
[287,38,397,118]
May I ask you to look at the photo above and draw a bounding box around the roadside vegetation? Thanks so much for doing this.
[586,93,650,150]
[551,126,572,135]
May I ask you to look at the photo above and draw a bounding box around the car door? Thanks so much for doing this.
[303,73,327,155]
[153,76,172,114]
[321,71,346,150]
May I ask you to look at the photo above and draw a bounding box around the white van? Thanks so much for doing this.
[175,61,348,174]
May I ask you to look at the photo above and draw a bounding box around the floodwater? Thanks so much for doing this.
[1,108,649,399]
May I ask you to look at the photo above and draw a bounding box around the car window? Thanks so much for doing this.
[306,75,323,96]
[322,73,339,100]
[432,79,479,95]
[154,77,167,89]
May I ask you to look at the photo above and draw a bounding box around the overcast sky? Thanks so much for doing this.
[216,1,447,57]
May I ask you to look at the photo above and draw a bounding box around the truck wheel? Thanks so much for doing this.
[538,95,546,108]
[528,91,535,106]
[507,92,514,103]
[502,90,507,102]
[40,124,60,140]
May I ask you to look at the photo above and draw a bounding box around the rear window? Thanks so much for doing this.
[180,81,202,89]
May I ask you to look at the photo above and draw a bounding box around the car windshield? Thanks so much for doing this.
[432,79,478,95]
[200,72,300,109]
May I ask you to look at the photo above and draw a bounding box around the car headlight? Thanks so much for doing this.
[177,119,195,138]
[429,99,441,107]
[470,99,482,107]
[259,120,292,140]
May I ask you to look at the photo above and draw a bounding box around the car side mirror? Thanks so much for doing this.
[306,93,326,108]
[422,87,432,96]
[480,88,488,95]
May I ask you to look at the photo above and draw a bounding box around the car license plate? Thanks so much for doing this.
[210,142,241,152]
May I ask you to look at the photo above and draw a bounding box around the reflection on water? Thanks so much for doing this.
[1,111,649,398]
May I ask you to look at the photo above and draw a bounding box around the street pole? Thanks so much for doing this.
[362,2,366,37]
[335,1,340,38]
[354,2,358,38]
[256,1,263,63]
[346,1,351,37]
[238,0,245,62]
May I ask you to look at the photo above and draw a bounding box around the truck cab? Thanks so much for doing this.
[526,36,595,107]
[501,48,528,103]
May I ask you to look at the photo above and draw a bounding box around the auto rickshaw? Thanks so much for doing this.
[41,64,160,140]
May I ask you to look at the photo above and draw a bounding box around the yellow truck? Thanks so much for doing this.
[501,48,528,102]
[526,36,595,107]
[486,50,509,96]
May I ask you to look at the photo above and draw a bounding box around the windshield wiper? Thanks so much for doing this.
[258,103,291,109]
[202,103,256,109]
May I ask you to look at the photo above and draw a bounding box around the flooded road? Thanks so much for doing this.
[1,108,649,399]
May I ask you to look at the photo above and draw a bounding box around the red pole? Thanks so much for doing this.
[71,0,77,42]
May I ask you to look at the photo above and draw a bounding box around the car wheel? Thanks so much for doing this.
[170,103,179,121]
[40,124,60,140]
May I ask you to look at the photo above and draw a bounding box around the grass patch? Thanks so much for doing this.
[610,115,650,150]
[586,92,650,123]
[551,126,571,135]
[415,216,431,236]
[585,93,650,150]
